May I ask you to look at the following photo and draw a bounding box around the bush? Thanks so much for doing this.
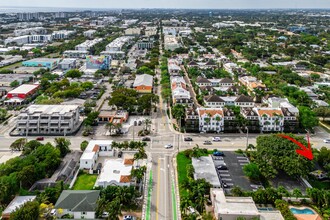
[275,200,296,220]
[243,163,262,181]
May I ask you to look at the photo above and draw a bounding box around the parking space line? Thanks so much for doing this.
[237,156,247,159]
[221,178,232,181]
[218,170,229,173]
[226,183,234,186]
[240,163,249,166]
[238,160,249,162]
[220,174,230,177]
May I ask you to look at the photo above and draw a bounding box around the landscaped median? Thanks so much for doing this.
[72,172,98,190]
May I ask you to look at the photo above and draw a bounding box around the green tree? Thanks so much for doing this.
[255,134,314,179]
[23,140,42,155]
[0,108,8,121]
[313,107,330,121]
[292,188,302,199]
[80,140,89,151]
[10,80,20,88]
[10,138,27,151]
[243,163,262,181]
[54,138,71,157]
[65,69,83,78]
[299,106,319,130]
[10,201,39,220]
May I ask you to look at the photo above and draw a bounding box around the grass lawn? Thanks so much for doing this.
[73,173,98,190]
[177,152,192,197]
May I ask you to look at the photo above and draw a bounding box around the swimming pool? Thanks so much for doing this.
[290,207,315,215]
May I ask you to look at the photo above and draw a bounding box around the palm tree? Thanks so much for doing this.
[144,119,152,132]
[180,194,191,215]
[114,123,122,134]
[106,122,114,136]
[215,115,221,133]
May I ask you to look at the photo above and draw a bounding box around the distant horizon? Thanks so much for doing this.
[1,5,330,11]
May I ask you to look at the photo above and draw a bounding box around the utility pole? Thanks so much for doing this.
[246,126,249,149]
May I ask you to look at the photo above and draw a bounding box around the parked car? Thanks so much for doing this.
[212,137,221,142]
[188,206,196,214]
[142,137,151,141]
[118,151,123,158]
[184,137,193,141]
[164,144,173,149]
[203,140,212,145]
[217,165,228,170]
[324,139,330,143]
[221,181,229,188]
[124,216,135,220]
[213,156,224,160]
[213,151,224,156]
[36,137,44,141]
[101,212,109,218]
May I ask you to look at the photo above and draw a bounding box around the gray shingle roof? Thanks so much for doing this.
[205,95,225,102]
[196,77,211,84]
[235,95,253,103]
[55,190,100,212]
[220,78,234,84]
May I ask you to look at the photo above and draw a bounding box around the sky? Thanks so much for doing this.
[1,0,330,9]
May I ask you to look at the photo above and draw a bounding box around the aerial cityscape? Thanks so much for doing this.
[0,2,330,220]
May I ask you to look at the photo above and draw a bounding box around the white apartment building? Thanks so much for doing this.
[164,35,181,51]
[80,140,114,170]
[63,50,89,58]
[83,30,96,38]
[51,30,76,40]
[171,76,190,102]
[75,38,103,51]
[254,107,284,132]
[105,36,133,52]
[197,108,225,133]
[16,105,81,135]
[14,27,46,36]
[204,95,254,108]
[5,35,51,45]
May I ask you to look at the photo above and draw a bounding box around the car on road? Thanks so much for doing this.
[164,144,173,149]
[212,137,221,142]
[203,140,212,145]
[213,151,224,156]
[217,165,228,170]
[101,212,109,218]
[118,151,123,158]
[142,137,151,141]
[184,137,193,141]
[36,137,44,141]
[324,139,330,143]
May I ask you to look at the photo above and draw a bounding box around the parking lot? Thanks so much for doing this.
[212,151,256,192]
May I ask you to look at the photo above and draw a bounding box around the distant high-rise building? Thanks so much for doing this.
[54,12,66,18]
[17,13,40,21]
[209,11,213,17]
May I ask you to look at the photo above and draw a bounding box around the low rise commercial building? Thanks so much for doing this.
[16,105,81,135]
[125,28,141,36]
[5,84,39,105]
[5,35,52,46]
[0,74,32,87]
[58,58,76,71]
[105,36,133,52]
[22,58,61,70]
[83,29,96,38]
[63,50,89,58]
[14,27,46,36]
[51,30,76,40]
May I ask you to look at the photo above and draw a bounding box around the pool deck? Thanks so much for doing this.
[289,206,322,220]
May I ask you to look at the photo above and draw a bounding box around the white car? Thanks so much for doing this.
[324,139,330,143]
[164,144,173,149]
[212,137,221,142]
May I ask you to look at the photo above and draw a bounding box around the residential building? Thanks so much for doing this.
[17,12,40,21]
[240,107,260,132]
[51,30,76,40]
[58,58,76,71]
[54,190,100,219]
[63,50,89,58]
[80,140,114,170]
[235,95,254,107]
[137,38,154,50]
[254,107,284,132]
[22,58,61,70]
[14,27,46,36]
[5,84,39,105]
[223,108,237,132]
[204,95,254,108]
[239,76,266,92]
[211,188,284,220]
[16,105,81,135]
[105,36,133,52]
[5,35,51,46]
[83,30,96,38]
[133,74,153,93]
[145,26,157,36]
[185,108,199,132]
[2,196,36,220]
[75,38,103,51]
[197,108,224,132]
[164,35,181,51]
[95,158,135,187]
[171,76,191,104]
[125,28,141,36]
[196,77,212,87]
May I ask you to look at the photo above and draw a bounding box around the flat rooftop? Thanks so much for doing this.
[8,84,39,95]
[22,104,79,115]
[192,156,220,187]
[95,158,133,187]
